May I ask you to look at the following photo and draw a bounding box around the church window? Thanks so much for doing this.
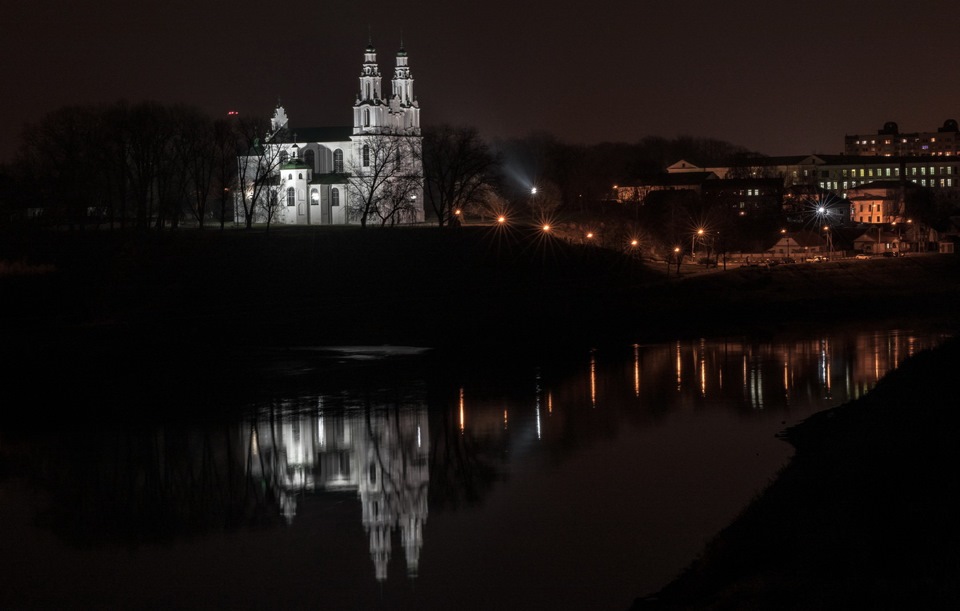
[298,173,303,180]
[332,188,340,206]
[363,144,370,167]
[288,174,292,180]
[286,187,295,207]
[304,149,316,172]
[334,149,344,173]
[280,150,289,163]
[364,108,370,127]
[311,189,319,205]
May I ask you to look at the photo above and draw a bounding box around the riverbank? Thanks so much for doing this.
[2,225,959,414]
[633,335,960,610]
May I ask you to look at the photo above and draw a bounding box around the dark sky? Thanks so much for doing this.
[3,0,958,162]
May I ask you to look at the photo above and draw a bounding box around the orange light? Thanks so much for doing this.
[454,209,461,216]
[542,224,551,232]
[497,216,506,223]
[586,232,594,239]
[630,239,638,246]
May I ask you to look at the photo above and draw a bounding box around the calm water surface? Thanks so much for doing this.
[0,329,947,610]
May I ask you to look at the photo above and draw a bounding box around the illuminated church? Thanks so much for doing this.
[237,43,424,225]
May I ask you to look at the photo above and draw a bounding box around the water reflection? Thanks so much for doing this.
[0,328,948,610]
[247,402,429,581]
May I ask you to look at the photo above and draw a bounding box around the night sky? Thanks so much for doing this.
[3,0,958,162]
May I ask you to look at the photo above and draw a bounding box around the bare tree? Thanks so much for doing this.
[348,134,422,228]
[234,116,285,229]
[422,125,499,227]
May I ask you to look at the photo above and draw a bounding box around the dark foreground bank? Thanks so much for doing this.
[633,336,960,610]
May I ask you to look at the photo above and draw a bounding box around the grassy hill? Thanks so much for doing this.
[3,224,959,354]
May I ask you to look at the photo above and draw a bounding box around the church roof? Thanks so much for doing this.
[291,126,353,143]
[281,159,311,170]
[310,172,351,185]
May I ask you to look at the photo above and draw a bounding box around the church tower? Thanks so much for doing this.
[353,43,385,135]
[389,45,420,135]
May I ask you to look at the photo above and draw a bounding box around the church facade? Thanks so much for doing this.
[236,43,424,226]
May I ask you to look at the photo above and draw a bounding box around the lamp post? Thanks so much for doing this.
[692,228,704,259]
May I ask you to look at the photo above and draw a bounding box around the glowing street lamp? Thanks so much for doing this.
[692,228,705,257]
[630,239,638,247]
[531,186,538,195]
[542,224,551,232]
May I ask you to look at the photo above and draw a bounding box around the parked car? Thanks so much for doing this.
[855,253,871,260]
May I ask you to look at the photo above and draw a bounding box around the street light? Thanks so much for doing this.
[692,228,705,258]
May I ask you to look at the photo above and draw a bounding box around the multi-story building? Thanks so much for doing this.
[844,120,960,157]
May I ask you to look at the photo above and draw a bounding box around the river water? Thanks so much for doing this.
[0,328,948,610]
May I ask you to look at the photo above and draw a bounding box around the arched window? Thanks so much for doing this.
[333,149,343,173]
[304,149,316,172]
[362,145,370,167]
[364,108,370,127]
[286,187,295,207]
[298,173,303,180]
[332,188,340,207]
[280,150,289,163]
[288,174,292,180]
[310,188,319,205]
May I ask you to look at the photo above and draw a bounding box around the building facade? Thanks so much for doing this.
[844,120,960,157]
[236,44,424,226]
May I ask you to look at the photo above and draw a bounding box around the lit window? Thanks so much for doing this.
[311,188,319,205]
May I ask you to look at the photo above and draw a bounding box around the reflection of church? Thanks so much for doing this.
[247,404,429,581]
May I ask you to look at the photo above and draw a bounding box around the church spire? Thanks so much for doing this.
[354,40,384,134]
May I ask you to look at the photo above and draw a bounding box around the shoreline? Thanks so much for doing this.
[632,335,960,609]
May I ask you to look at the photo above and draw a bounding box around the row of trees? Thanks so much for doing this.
[8,101,255,230]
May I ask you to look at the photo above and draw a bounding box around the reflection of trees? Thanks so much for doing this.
[16,424,278,547]
[427,400,500,511]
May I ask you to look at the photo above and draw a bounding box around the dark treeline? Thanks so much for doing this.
[492,131,753,204]
[0,101,261,230]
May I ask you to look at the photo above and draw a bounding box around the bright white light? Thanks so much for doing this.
[531,187,538,195]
